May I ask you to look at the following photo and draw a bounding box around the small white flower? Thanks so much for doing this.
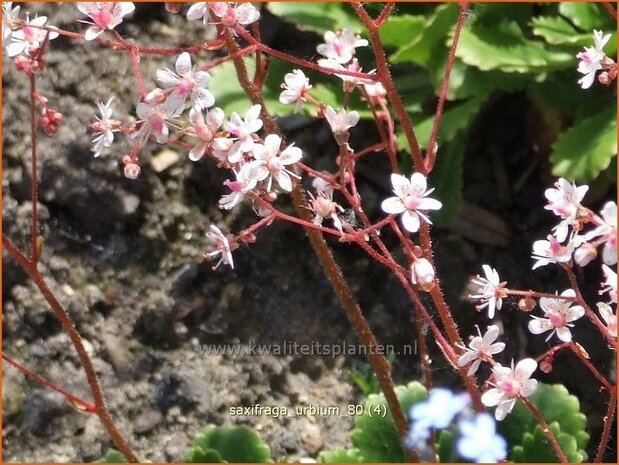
[528,289,585,342]
[324,106,360,135]
[482,358,538,421]
[308,189,344,233]
[573,242,597,267]
[577,30,612,89]
[601,264,617,304]
[2,2,20,56]
[243,134,302,192]
[205,225,234,270]
[186,2,211,24]
[411,257,435,292]
[470,265,507,319]
[76,2,135,41]
[381,173,442,233]
[457,325,505,376]
[6,14,59,57]
[210,2,260,28]
[597,302,617,338]
[317,28,368,64]
[585,201,617,266]
[457,413,507,463]
[224,104,264,163]
[279,69,312,113]
[90,97,117,158]
[361,81,386,105]
[156,52,215,111]
[219,169,257,210]
[134,97,183,144]
[545,178,588,241]
[531,234,580,269]
[318,57,374,91]
[187,106,225,161]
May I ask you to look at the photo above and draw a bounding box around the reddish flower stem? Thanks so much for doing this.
[2,237,138,462]
[28,74,39,263]
[426,2,468,172]
[595,388,616,462]
[564,265,616,347]
[601,2,617,21]
[2,354,96,413]
[506,289,578,301]
[567,342,614,393]
[521,397,569,462]
[375,3,396,28]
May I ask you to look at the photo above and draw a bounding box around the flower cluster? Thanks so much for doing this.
[405,388,507,463]
[76,2,135,40]
[2,3,59,58]
[577,30,616,89]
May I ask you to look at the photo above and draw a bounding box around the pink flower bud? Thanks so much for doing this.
[411,257,435,292]
[143,88,166,105]
[124,162,141,179]
[574,242,597,267]
[518,297,536,312]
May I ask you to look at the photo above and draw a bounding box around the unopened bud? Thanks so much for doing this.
[411,257,435,292]
[124,162,141,180]
[143,88,166,105]
[165,2,183,13]
[518,297,536,312]
[574,242,597,267]
[540,357,553,373]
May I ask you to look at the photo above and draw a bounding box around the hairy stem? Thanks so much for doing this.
[521,397,569,463]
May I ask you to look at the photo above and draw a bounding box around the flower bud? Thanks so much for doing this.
[124,162,141,180]
[143,88,166,105]
[574,242,597,267]
[411,258,435,292]
[518,297,536,312]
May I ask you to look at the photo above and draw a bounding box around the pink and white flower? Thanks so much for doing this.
[186,2,211,24]
[243,134,302,192]
[90,97,118,158]
[279,69,312,113]
[317,28,368,64]
[482,358,538,421]
[205,225,234,270]
[528,289,584,342]
[531,234,581,269]
[457,325,505,376]
[324,106,360,135]
[187,106,225,161]
[210,2,260,28]
[156,52,215,111]
[585,201,617,266]
[308,189,344,233]
[134,97,183,144]
[318,58,374,92]
[76,2,135,41]
[597,302,617,338]
[5,13,59,57]
[219,169,257,210]
[381,173,442,233]
[577,30,612,89]
[2,2,20,55]
[545,178,588,241]
[223,104,264,163]
[470,265,507,319]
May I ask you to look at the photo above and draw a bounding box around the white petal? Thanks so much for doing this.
[514,358,537,381]
[556,326,573,342]
[156,69,181,88]
[566,305,585,322]
[495,399,515,421]
[381,197,406,214]
[528,318,553,335]
[175,52,192,77]
[280,145,302,164]
[390,173,410,198]
[401,211,421,233]
[467,359,482,376]
[192,89,215,109]
[84,25,104,41]
[189,143,207,161]
[603,243,617,266]
[458,351,478,367]
[482,325,500,345]
[481,388,503,407]
[409,172,428,195]
[521,379,538,397]
[417,197,442,211]
[275,171,292,192]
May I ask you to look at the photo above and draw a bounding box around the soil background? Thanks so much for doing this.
[2,3,616,462]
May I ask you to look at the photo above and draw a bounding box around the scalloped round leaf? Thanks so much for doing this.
[350,381,427,462]
[318,447,362,463]
[185,425,271,463]
[511,422,585,463]
[455,19,573,73]
[379,14,426,48]
[531,16,592,45]
[267,3,361,34]
[558,2,613,31]
[550,106,617,181]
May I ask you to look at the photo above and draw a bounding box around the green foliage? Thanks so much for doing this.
[319,381,428,463]
[498,383,589,462]
[94,449,128,463]
[185,425,272,463]
[267,3,361,34]
[318,448,362,463]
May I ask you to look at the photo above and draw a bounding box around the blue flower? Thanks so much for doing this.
[405,388,470,447]
[457,413,507,463]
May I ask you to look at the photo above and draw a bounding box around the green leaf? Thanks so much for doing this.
[512,422,584,463]
[318,447,363,463]
[94,449,128,463]
[559,3,607,31]
[391,4,459,66]
[267,3,361,34]
[379,14,426,48]
[436,429,459,463]
[456,19,573,73]
[550,106,617,181]
[531,16,591,45]
[185,425,272,463]
[350,381,428,462]
[498,384,589,463]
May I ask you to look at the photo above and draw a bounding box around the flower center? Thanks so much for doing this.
[267,157,283,172]
[91,8,114,29]
[196,122,214,142]
[404,195,421,211]
[177,77,194,95]
[499,379,521,397]
[548,312,566,328]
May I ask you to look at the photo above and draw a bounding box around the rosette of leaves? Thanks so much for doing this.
[498,383,589,462]
[185,425,272,463]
